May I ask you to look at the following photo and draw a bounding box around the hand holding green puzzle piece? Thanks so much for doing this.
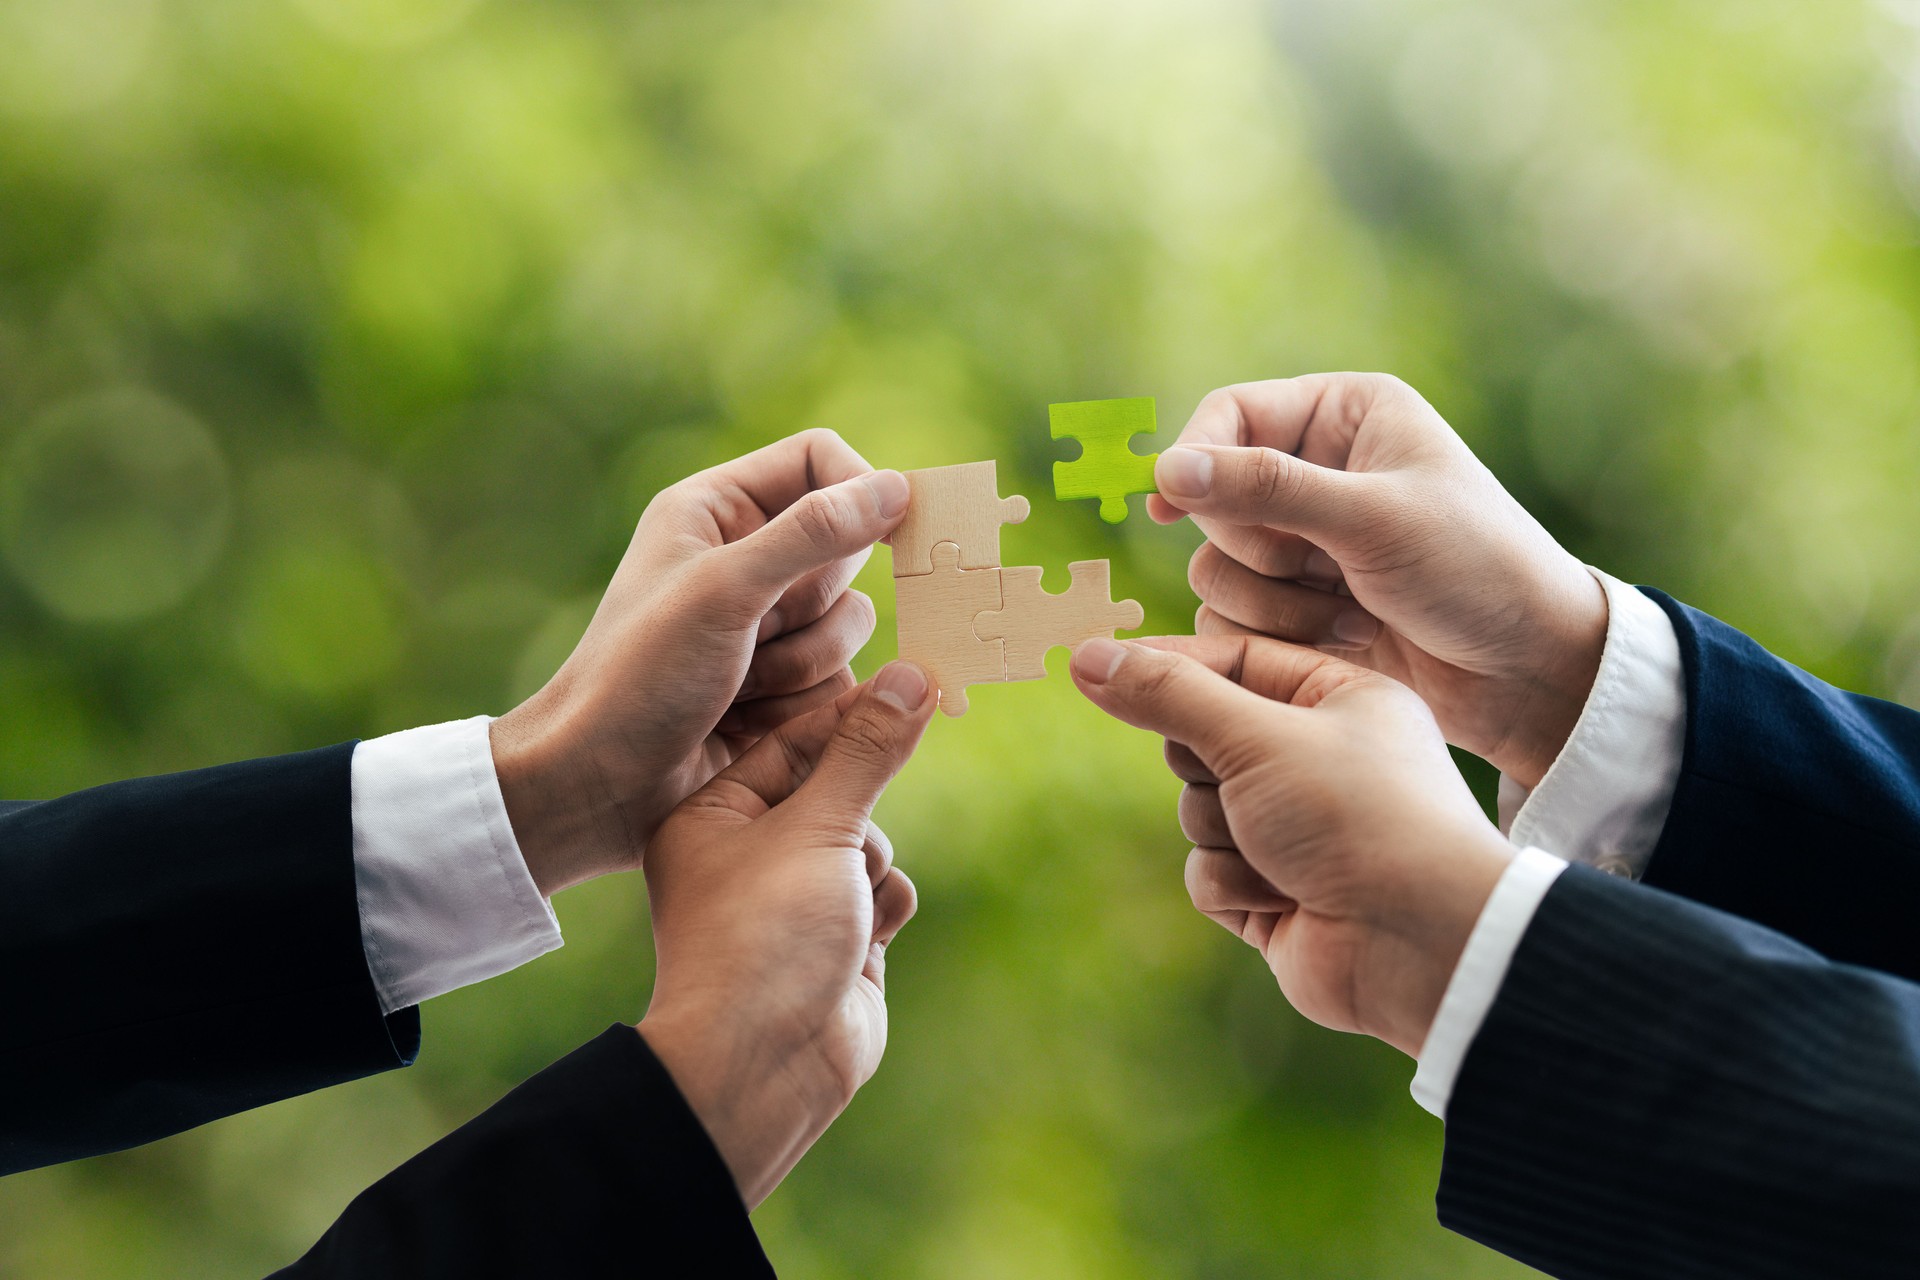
[892,398,1159,715]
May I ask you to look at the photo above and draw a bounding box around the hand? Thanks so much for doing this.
[637,661,935,1207]
[490,429,912,896]
[1148,375,1608,788]
[1071,634,1515,1057]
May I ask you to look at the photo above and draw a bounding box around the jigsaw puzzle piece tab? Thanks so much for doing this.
[890,462,1030,578]
[1049,397,1160,524]
[895,541,1006,716]
[974,559,1144,682]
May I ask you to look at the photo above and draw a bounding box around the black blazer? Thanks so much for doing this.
[1,745,770,1276]
[275,1025,773,1278]
[1439,591,1920,1279]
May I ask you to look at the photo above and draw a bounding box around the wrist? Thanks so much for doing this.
[1363,824,1516,1057]
[637,1010,846,1208]
[1492,562,1609,789]
[489,698,636,897]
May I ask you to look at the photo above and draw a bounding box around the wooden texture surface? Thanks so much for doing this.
[891,461,1030,578]
[975,560,1144,681]
[895,541,1005,716]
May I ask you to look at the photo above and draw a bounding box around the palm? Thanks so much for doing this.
[639,672,930,1209]
[609,607,855,854]
[823,975,889,1096]
[1336,627,1526,767]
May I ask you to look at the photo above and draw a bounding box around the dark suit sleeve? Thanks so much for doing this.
[1640,590,1920,982]
[0,746,419,1175]
[1438,866,1920,1280]
[274,1025,773,1278]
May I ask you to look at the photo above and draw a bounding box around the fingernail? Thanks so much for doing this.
[1330,609,1380,648]
[756,607,785,642]
[1072,637,1128,684]
[873,660,930,710]
[1302,547,1341,583]
[1157,448,1213,500]
[863,470,911,520]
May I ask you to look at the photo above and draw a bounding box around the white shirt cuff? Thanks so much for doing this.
[1410,847,1569,1119]
[350,716,563,1014]
[1500,570,1686,880]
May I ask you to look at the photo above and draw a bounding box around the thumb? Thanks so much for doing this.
[787,661,937,828]
[723,469,911,611]
[1154,444,1379,545]
[1070,637,1277,779]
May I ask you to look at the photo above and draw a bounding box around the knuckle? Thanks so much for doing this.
[1202,799,1231,841]
[1199,789,1226,829]
[779,596,873,684]
[1244,448,1289,508]
[837,703,902,763]
[1196,570,1274,634]
[1246,535,1298,579]
[1354,373,1420,428]
[793,489,851,550]
[1195,386,1238,423]
[1205,724,1268,782]
[771,726,818,788]
[844,587,878,635]
[806,427,875,481]
[1362,371,1410,397]
[864,839,892,883]
[890,869,919,923]
[1183,848,1220,903]
[1264,591,1328,638]
[749,638,809,695]
[1177,788,1212,841]
[1200,534,1296,590]
[649,474,701,515]
[1133,650,1184,702]
[1187,543,1222,597]
[786,572,840,625]
[1167,738,1217,784]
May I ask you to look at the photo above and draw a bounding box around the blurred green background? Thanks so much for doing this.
[4,0,1920,1275]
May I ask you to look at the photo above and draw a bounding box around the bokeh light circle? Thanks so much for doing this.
[0,388,232,623]
[233,543,402,702]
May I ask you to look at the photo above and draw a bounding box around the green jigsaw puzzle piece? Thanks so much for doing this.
[1049,397,1159,523]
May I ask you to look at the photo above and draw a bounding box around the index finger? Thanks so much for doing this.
[1148,376,1400,527]
[683,428,876,541]
[1132,633,1375,710]
[1173,376,1387,461]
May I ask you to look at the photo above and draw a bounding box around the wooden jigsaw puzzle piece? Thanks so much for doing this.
[895,541,1006,716]
[974,559,1144,682]
[1049,397,1160,524]
[890,462,1030,578]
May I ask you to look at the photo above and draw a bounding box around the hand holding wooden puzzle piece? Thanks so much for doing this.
[892,399,1158,715]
